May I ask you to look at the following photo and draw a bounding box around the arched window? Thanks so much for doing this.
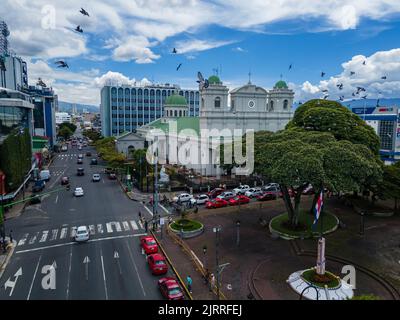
[270,100,274,111]
[179,110,182,117]
[174,110,177,117]
[214,97,221,108]
[283,99,288,110]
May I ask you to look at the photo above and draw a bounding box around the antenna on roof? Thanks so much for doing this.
[248,69,252,84]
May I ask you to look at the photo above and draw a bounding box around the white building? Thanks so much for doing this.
[55,112,71,125]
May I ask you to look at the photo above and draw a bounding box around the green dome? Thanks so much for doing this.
[165,94,187,106]
[208,75,221,84]
[274,80,288,89]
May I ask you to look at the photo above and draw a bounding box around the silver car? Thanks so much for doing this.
[92,173,101,182]
[75,226,89,242]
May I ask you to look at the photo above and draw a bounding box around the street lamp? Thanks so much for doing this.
[203,245,207,271]
[359,212,365,236]
[236,220,240,246]
[213,226,222,300]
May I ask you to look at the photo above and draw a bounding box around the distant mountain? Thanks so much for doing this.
[58,101,99,113]
[292,98,400,110]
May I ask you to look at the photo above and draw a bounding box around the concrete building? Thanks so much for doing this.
[351,105,400,163]
[55,112,71,124]
[100,83,199,137]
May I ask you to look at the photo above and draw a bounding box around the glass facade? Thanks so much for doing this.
[0,105,30,137]
[379,120,395,150]
[103,85,200,136]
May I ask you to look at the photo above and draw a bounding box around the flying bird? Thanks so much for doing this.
[176,63,182,71]
[196,71,209,89]
[75,25,83,33]
[339,96,344,101]
[172,48,177,54]
[337,83,344,90]
[362,61,366,65]
[289,64,293,70]
[321,71,325,77]
[80,8,89,16]
[323,95,329,100]
[350,71,355,76]
[381,76,387,80]
[36,78,46,87]
[361,95,368,99]
[322,89,329,93]
[352,92,356,97]
[55,60,69,68]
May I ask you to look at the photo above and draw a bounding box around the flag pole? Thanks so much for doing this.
[320,190,324,238]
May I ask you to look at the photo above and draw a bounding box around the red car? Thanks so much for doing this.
[257,192,277,201]
[205,198,229,209]
[148,253,168,275]
[108,173,117,180]
[158,277,184,300]
[229,195,251,206]
[140,236,158,254]
[207,188,225,199]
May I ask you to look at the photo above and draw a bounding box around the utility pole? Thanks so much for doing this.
[213,226,221,300]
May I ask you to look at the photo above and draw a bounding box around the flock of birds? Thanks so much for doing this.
[50,9,389,102]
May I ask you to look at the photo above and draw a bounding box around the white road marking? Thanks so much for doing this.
[122,221,130,231]
[89,225,95,235]
[97,224,103,234]
[100,250,109,300]
[27,255,42,300]
[130,220,138,230]
[106,221,121,233]
[50,229,58,241]
[66,246,73,300]
[70,227,77,238]
[18,233,29,246]
[159,204,169,214]
[29,232,39,245]
[143,205,153,216]
[138,220,144,229]
[16,233,147,254]
[126,240,146,297]
[60,227,68,239]
[39,231,49,243]
[55,195,58,204]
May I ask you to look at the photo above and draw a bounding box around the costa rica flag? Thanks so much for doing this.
[313,190,324,226]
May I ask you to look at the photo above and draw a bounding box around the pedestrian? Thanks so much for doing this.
[144,219,148,233]
[138,211,142,221]
[186,275,193,293]
[209,273,216,292]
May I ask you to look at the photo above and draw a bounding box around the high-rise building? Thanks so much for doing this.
[0,21,9,57]
[100,83,199,137]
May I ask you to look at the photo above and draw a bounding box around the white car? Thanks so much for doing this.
[217,191,236,200]
[61,145,68,152]
[245,188,263,198]
[191,194,209,205]
[233,185,250,195]
[92,173,101,182]
[75,226,89,242]
[175,193,193,203]
[74,187,84,197]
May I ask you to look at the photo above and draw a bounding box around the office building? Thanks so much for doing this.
[55,112,71,124]
[100,83,199,137]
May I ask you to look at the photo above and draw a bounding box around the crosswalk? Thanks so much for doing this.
[16,219,145,248]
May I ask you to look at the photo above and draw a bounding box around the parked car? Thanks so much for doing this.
[191,194,209,205]
[205,198,229,209]
[229,195,251,206]
[147,253,168,275]
[216,191,236,200]
[263,183,280,190]
[78,154,83,159]
[39,170,51,181]
[78,146,82,150]
[61,145,68,152]
[108,173,117,180]
[32,180,45,193]
[256,192,277,201]
[245,187,263,198]
[105,167,114,174]
[158,277,184,300]
[175,193,193,203]
[92,173,101,182]
[90,158,98,165]
[74,187,84,197]
[140,236,158,254]
[207,188,225,199]
[77,158,83,164]
[75,226,89,242]
[233,184,250,195]
[77,168,85,176]
[263,185,281,195]
[86,151,92,157]
[61,176,69,185]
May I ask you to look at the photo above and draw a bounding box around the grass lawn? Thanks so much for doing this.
[301,269,341,288]
[170,218,203,232]
[270,210,338,238]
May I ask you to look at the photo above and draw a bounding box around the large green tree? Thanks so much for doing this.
[59,122,77,134]
[57,126,73,140]
[377,164,400,213]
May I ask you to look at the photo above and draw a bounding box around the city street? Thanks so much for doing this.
[0,143,167,300]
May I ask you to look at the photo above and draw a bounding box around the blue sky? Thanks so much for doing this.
[2,0,400,105]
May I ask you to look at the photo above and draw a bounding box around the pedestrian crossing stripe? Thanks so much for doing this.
[17,220,145,247]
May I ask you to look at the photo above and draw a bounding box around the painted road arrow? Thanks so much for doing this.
[4,268,22,296]
[83,256,90,280]
[114,251,122,275]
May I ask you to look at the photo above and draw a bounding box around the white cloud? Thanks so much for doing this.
[175,39,236,54]
[232,47,247,53]
[108,36,160,63]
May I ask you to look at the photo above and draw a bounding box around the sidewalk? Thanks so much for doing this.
[0,238,17,279]
[153,226,216,300]
[4,189,33,220]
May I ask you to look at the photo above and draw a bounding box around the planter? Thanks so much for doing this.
[169,219,204,239]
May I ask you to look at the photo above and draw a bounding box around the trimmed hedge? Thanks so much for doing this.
[170,218,203,232]
[0,128,32,191]
[301,269,340,289]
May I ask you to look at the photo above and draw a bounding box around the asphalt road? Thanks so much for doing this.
[0,138,171,300]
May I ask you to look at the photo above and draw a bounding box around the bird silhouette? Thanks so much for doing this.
[321,71,325,77]
[176,63,182,71]
[362,61,366,65]
[80,8,89,16]
[55,60,69,68]
[75,25,83,33]
[172,48,177,54]
[289,64,293,70]
[350,71,355,76]
[381,76,387,80]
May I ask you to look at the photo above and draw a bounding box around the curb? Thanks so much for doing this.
[0,240,17,280]
[150,228,193,300]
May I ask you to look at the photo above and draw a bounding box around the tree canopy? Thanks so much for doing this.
[57,126,73,140]
[59,122,77,134]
